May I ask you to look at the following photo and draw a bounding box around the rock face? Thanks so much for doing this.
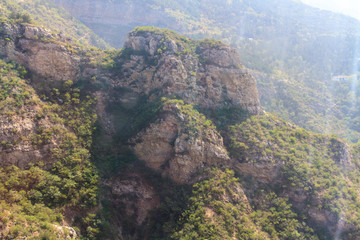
[0,110,58,168]
[0,59,64,168]
[132,100,230,184]
[115,29,262,115]
[106,171,160,228]
[0,23,80,83]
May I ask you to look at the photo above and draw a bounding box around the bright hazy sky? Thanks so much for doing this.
[301,0,360,20]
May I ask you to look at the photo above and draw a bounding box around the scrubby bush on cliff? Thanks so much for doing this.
[172,168,317,240]
[228,113,360,238]
[0,61,100,238]
[9,12,32,23]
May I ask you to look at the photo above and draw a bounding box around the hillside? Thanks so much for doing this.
[0,0,109,49]
[51,0,360,143]
[0,57,98,239]
[2,1,360,239]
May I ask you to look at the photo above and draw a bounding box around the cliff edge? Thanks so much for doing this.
[110,27,262,115]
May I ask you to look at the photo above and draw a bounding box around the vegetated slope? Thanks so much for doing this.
[87,28,360,239]
[2,4,360,237]
[0,9,106,238]
[0,60,99,239]
[0,0,109,49]
[51,0,360,143]
[94,89,360,239]
[227,113,360,239]
[172,168,319,240]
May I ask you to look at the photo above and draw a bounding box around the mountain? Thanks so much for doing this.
[2,0,360,239]
[0,0,109,49]
[0,26,98,238]
[51,0,360,143]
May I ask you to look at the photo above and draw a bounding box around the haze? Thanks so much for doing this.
[302,0,360,20]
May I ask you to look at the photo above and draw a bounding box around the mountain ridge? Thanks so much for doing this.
[50,0,360,144]
[1,3,360,238]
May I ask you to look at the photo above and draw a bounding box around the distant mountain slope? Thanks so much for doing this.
[0,0,109,49]
[50,0,360,143]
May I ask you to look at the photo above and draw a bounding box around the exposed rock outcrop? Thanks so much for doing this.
[0,23,80,83]
[132,100,230,184]
[0,60,64,168]
[113,28,262,115]
[0,110,58,168]
[106,172,160,226]
[53,225,78,240]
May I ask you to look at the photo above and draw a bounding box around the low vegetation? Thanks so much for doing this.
[0,0,109,48]
[0,60,99,238]
[229,113,360,238]
[172,168,318,240]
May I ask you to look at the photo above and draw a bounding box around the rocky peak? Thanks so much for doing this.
[196,39,241,68]
[124,29,180,56]
[0,23,80,83]
[116,27,262,114]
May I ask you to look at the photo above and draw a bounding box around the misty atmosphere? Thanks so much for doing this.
[0,0,360,239]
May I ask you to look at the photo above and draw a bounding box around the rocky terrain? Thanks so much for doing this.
[0,23,80,82]
[110,28,262,114]
[1,11,360,239]
[0,20,99,239]
[132,100,230,184]
[50,0,360,145]
[0,23,83,168]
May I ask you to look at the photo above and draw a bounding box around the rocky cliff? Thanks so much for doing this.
[0,22,99,239]
[110,27,262,115]
[2,19,360,239]
[0,59,60,169]
[97,27,262,183]
[86,28,360,239]
[132,99,230,184]
[0,23,89,168]
[0,23,80,84]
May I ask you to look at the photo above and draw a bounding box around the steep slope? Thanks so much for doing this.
[100,91,360,239]
[0,59,98,238]
[0,0,109,49]
[115,27,261,113]
[50,0,360,143]
[172,169,318,240]
[227,113,360,238]
[0,19,101,238]
[2,3,360,237]
[88,28,360,239]
[0,19,262,238]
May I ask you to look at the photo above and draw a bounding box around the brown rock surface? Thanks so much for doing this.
[106,172,160,226]
[114,29,262,114]
[0,102,61,168]
[0,23,80,82]
[132,101,230,184]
